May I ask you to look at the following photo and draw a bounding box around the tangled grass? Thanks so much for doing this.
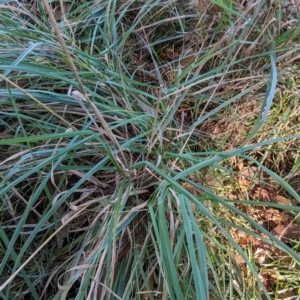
[0,0,300,299]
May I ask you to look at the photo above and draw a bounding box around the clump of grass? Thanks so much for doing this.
[0,0,300,299]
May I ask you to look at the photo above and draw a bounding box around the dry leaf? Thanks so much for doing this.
[237,160,244,171]
[254,188,292,205]
[52,3,71,21]
[181,182,200,196]
[237,165,264,194]
[238,177,251,193]
[254,187,292,205]
[259,269,279,291]
[254,242,274,265]
[271,224,300,242]
[235,254,246,265]
[237,235,276,265]
[272,249,293,264]
[264,208,287,225]
[277,290,297,299]
[254,187,271,201]
[274,194,292,205]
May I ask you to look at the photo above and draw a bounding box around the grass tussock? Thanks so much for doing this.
[0,0,300,299]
